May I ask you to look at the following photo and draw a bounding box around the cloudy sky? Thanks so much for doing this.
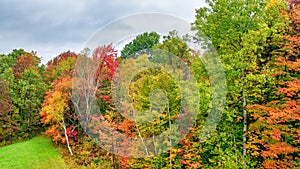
[0,0,207,64]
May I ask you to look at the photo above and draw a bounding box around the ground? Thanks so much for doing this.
[0,136,67,169]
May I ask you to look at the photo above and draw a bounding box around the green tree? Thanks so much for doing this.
[120,32,160,59]
[118,35,206,168]
[155,31,192,64]
[15,68,46,134]
[0,49,46,139]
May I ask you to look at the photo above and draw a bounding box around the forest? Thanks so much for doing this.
[0,0,299,168]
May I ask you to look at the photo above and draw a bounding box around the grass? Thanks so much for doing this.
[0,135,68,169]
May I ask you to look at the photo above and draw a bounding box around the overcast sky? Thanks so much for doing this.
[0,0,207,64]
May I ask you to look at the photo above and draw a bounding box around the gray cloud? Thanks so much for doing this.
[0,0,206,64]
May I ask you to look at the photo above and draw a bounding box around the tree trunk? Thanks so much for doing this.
[242,70,247,157]
[136,124,149,156]
[152,135,157,155]
[62,119,73,155]
[131,104,149,156]
[168,102,172,167]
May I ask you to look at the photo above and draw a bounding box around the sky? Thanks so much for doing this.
[0,0,207,64]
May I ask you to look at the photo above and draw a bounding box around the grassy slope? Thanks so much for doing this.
[0,136,68,169]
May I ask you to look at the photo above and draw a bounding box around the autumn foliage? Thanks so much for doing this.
[1,1,300,168]
[247,4,300,169]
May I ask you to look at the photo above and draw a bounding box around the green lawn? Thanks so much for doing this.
[0,136,68,169]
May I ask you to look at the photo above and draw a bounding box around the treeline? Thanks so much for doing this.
[0,0,299,168]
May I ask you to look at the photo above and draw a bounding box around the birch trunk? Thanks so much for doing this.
[62,118,73,155]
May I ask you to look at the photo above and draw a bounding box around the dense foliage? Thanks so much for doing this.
[0,1,299,168]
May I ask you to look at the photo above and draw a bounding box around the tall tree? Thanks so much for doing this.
[0,49,46,139]
[73,45,119,133]
[247,4,300,168]
[41,52,78,155]
[194,0,288,167]
[40,78,75,155]
[117,33,208,168]
[15,68,46,133]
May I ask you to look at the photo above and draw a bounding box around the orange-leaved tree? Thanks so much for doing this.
[247,4,300,169]
[40,52,78,155]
